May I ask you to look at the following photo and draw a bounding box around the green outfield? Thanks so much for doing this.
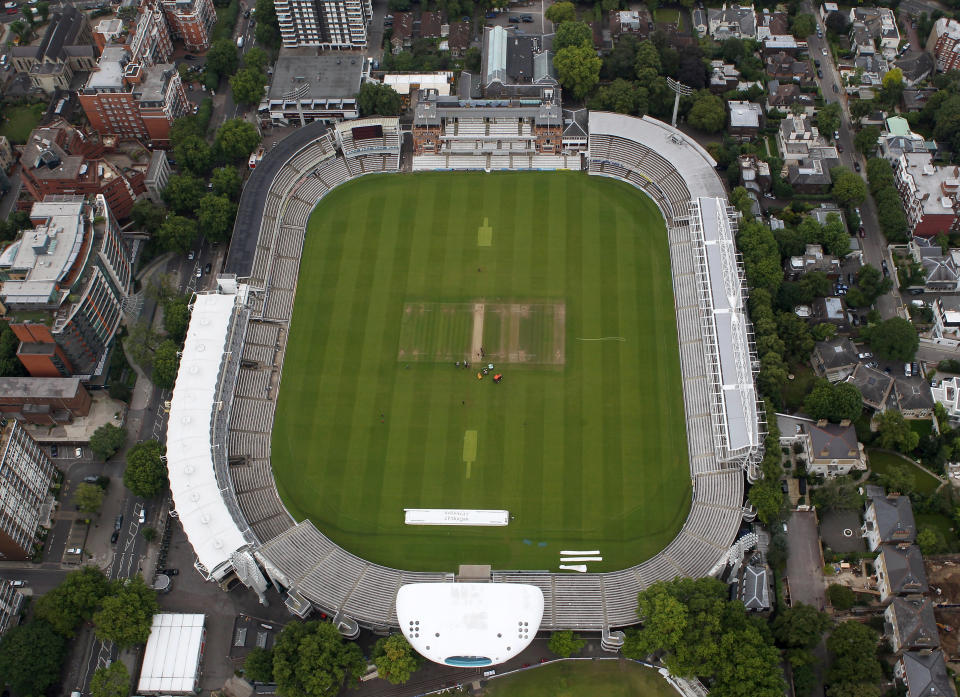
[271,171,691,572]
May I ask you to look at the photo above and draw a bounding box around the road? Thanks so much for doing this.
[807,3,905,321]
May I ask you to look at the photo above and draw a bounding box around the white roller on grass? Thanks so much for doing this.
[560,557,602,562]
[560,550,599,555]
[559,564,587,572]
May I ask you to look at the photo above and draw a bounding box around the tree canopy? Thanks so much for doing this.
[372,634,421,685]
[230,67,268,105]
[687,92,726,133]
[818,103,842,141]
[548,630,586,657]
[162,174,204,216]
[622,578,784,697]
[91,660,131,697]
[791,13,816,38]
[771,603,830,650]
[93,576,158,649]
[131,199,167,234]
[151,339,180,390]
[158,215,197,255]
[205,38,239,79]
[123,440,168,498]
[90,423,127,461]
[545,0,576,23]
[803,380,863,423]
[272,620,366,697]
[553,21,593,51]
[861,317,919,361]
[244,646,275,683]
[211,166,244,200]
[34,566,111,637]
[826,621,882,696]
[74,482,105,514]
[830,166,867,206]
[874,410,920,454]
[553,44,601,100]
[0,619,67,697]
[356,82,402,117]
[198,194,237,244]
[214,119,261,163]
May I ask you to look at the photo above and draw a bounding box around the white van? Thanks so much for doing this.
[236,36,244,48]
[904,363,912,377]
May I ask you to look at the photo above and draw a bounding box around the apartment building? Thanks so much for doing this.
[20,120,146,219]
[94,0,173,65]
[0,196,131,377]
[274,0,372,49]
[161,0,216,51]
[79,46,189,146]
[0,419,56,560]
[929,17,960,72]
[893,152,960,237]
[0,378,91,423]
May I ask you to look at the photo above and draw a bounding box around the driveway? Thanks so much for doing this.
[786,510,825,609]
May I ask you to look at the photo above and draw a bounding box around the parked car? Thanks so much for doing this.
[817,68,823,78]
[184,54,195,60]
[9,580,26,587]
[188,250,195,260]
[66,547,82,555]
[204,262,212,274]
[854,161,861,171]
[485,10,496,18]
[521,14,533,21]
[912,361,920,376]
[139,508,146,524]
[110,530,119,544]
[195,268,202,278]
[858,352,872,359]
[508,16,520,22]
[114,514,123,531]
[51,444,58,457]
[837,144,843,153]
[75,447,82,458]
[832,84,839,93]
[83,475,98,484]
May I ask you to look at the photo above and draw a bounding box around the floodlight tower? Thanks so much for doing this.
[666,77,694,128]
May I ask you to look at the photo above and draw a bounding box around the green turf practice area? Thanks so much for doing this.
[271,171,691,572]
[484,660,676,697]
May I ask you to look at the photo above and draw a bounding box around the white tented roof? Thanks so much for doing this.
[397,583,544,667]
[166,292,246,576]
[138,613,205,694]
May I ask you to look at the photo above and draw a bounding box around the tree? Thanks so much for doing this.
[721,37,745,63]
[162,173,204,215]
[634,40,661,76]
[198,194,237,244]
[93,576,158,649]
[825,10,849,35]
[0,620,67,697]
[356,82,402,117]
[545,0,576,24]
[818,103,842,141]
[861,317,919,361]
[803,381,862,423]
[211,166,244,200]
[372,634,421,685]
[214,119,261,163]
[34,566,111,637]
[9,20,31,43]
[272,620,366,697]
[826,621,882,694]
[254,0,281,49]
[917,527,947,555]
[91,661,130,697]
[174,134,213,177]
[791,13,816,38]
[206,38,239,78]
[131,199,167,233]
[553,45,601,100]
[243,46,269,73]
[244,646,274,683]
[36,0,50,21]
[74,482,105,514]
[831,166,867,206]
[874,410,920,454]
[158,215,197,255]
[687,92,726,133]
[826,583,855,610]
[854,125,881,156]
[0,321,27,378]
[848,264,892,307]
[152,339,180,390]
[548,630,586,657]
[554,21,592,51]
[772,603,830,650]
[162,295,190,345]
[749,478,784,524]
[590,79,646,115]
[230,67,267,105]
[90,423,127,461]
[123,440,168,498]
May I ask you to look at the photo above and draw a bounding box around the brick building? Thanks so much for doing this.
[161,0,216,51]
[894,153,960,237]
[20,120,146,219]
[79,46,189,146]
[0,196,131,377]
[94,0,173,65]
[930,17,960,73]
[0,378,91,423]
[0,419,56,560]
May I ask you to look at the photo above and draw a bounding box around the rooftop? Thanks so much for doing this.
[901,651,954,697]
[0,377,83,399]
[880,544,927,595]
[267,53,364,102]
[86,46,129,91]
[896,153,960,217]
[847,363,893,408]
[807,420,860,461]
[888,596,939,650]
[870,493,916,543]
[138,614,205,693]
[728,100,762,128]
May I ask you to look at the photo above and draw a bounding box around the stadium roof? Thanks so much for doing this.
[166,292,247,577]
[396,583,544,666]
[696,196,760,457]
[587,112,726,199]
[138,613,205,694]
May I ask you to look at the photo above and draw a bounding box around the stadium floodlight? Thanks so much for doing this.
[666,77,695,128]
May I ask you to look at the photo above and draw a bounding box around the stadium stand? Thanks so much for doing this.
[179,113,759,633]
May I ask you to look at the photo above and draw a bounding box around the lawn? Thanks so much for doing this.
[867,449,941,496]
[484,660,676,697]
[782,363,817,411]
[272,171,692,572]
[0,103,45,144]
[653,7,682,28]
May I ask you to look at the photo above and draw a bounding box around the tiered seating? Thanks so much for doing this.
[316,157,350,187]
